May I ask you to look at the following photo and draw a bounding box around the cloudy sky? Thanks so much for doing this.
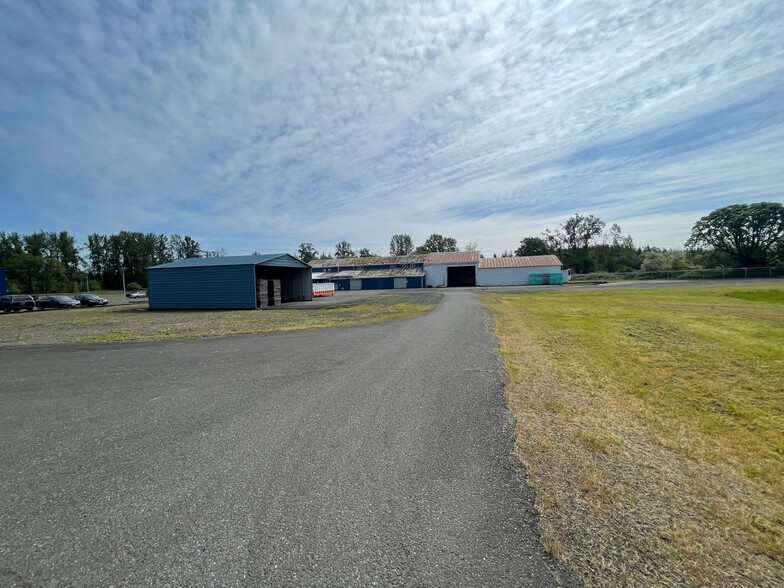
[1,0,782,257]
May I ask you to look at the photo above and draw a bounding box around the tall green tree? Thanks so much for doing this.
[335,240,355,258]
[416,234,458,253]
[357,248,375,257]
[4,254,68,294]
[515,237,550,256]
[169,234,201,259]
[562,214,606,250]
[685,202,784,267]
[540,214,608,273]
[297,242,317,263]
[0,231,25,262]
[389,234,414,256]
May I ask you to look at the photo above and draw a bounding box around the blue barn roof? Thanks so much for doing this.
[148,254,309,270]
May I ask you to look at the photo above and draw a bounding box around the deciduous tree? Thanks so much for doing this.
[416,234,458,253]
[389,234,414,256]
[297,242,317,263]
[515,237,550,257]
[335,240,355,258]
[686,202,784,267]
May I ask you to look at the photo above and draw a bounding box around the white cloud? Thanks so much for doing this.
[0,0,782,255]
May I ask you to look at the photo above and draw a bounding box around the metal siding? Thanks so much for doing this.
[0,267,6,295]
[425,265,448,287]
[477,266,562,287]
[261,257,311,268]
[148,265,256,309]
[407,276,423,288]
[150,254,309,270]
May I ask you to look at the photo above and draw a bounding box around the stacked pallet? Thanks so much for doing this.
[269,279,282,306]
[257,279,282,308]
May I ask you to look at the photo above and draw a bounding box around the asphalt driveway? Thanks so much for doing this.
[0,290,573,587]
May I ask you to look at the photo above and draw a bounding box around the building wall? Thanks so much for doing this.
[425,263,479,287]
[425,265,448,287]
[329,276,423,290]
[148,265,257,309]
[0,267,6,295]
[477,265,562,286]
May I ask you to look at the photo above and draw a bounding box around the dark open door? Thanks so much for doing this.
[447,266,476,287]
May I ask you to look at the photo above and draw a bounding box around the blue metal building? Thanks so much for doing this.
[310,255,426,290]
[0,267,6,295]
[313,268,425,290]
[147,254,312,310]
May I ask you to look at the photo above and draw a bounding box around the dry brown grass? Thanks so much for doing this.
[483,285,784,587]
[0,292,441,346]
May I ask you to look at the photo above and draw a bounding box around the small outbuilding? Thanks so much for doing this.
[477,255,567,286]
[147,254,312,310]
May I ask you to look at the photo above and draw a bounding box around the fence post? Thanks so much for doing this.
[744,268,748,279]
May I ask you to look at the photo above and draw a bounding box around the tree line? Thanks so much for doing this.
[297,233,463,263]
[298,202,783,273]
[511,202,782,273]
[2,202,780,293]
[0,230,213,293]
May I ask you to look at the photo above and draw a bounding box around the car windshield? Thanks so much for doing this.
[12,295,31,301]
[81,294,99,299]
[53,296,73,301]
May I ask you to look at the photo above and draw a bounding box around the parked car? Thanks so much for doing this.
[36,295,81,310]
[74,293,109,307]
[0,294,36,313]
[128,290,147,298]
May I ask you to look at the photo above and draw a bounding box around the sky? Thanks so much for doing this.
[1,0,783,257]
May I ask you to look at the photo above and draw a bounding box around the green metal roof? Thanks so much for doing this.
[148,254,309,270]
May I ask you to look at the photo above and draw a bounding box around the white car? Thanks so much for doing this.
[128,290,147,298]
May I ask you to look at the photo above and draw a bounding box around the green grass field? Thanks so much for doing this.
[483,284,784,587]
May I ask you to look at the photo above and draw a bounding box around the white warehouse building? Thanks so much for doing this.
[477,255,568,286]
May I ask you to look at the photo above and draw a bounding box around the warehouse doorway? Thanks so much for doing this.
[447,266,476,287]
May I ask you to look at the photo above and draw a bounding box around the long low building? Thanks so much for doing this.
[312,267,426,290]
[311,252,568,289]
[310,255,427,290]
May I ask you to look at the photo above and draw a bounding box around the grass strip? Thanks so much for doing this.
[0,293,440,346]
[483,284,784,587]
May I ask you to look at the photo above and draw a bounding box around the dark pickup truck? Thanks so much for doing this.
[0,294,36,313]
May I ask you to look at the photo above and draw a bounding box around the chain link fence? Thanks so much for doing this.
[570,266,784,282]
